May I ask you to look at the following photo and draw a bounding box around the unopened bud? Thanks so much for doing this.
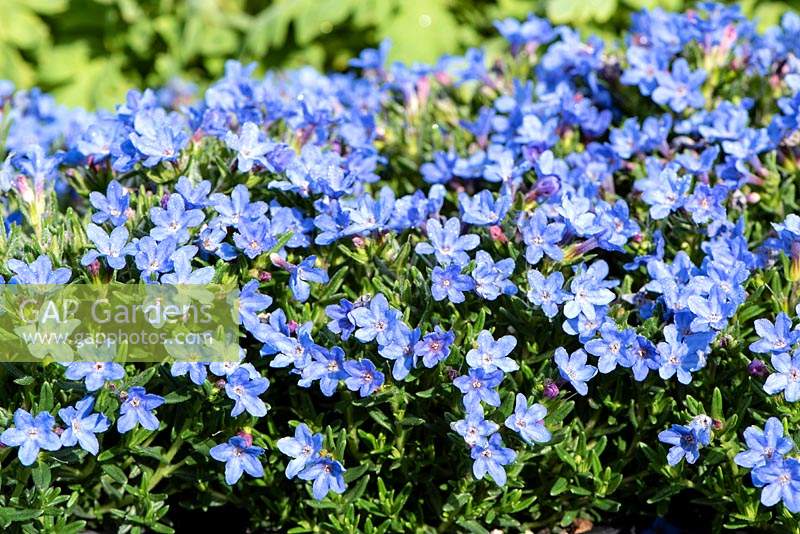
[543,380,560,399]
[748,359,768,377]
[87,259,101,277]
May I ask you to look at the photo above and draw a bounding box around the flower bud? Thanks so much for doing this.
[488,225,508,243]
[160,192,171,209]
[747,359,768,377]
[543,380,559,399]
[87,259,101,277]
[258,271,272,283]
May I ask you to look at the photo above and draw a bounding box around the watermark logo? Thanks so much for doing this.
[0,284,240,362]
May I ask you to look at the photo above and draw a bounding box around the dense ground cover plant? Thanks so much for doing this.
[1,2,800,532]
[1,0,791,109]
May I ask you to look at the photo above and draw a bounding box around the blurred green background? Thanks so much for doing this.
[0,0,791,109]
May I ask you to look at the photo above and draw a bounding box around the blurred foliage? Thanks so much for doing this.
[0,0,792,109]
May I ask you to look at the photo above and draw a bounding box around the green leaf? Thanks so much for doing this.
[31,461,51,490]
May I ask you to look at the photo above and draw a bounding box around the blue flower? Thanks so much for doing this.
[563,260,616,321]
[286,255,329,303]
[414,326,455,368]
[198,226,237,260]
[299,346,347,396]
[58,397,110,455]
[734,417,795,469]
[225,122,277,172]
[277,423,323,478]
[117,386,165,433]
[458,190,511,226]
[170,362,208,385]
[750,313,798,355]
[298,457,347,501]
[685,184,728,225]
[652,58,706,112]
[238,279,273,328]
[0,409,61,466]
[519,210,564,265]
[89,180,129,226]
[471,251,517,301]
[378,324,421,380]
[268,322,324,370]
[526,270,568,318]
[415,217,480,267]
[658,424,701,466]
[752,457,800,513]
[421,150,458,184]
[8,255,71,284]
[210,435,265,485]
[763,351,800,402]
[210,184,268,227]
[687,286,733,332]
[554,347,597,396]
[149,194,204,244]
[466,330,519,373]
[504,393,551,445]
[175,176,211,209]
[234,218,274,258]
[225,367,270,417]
[134,236,177,280]
[343,358,384,397]
[470,433,517,487]
[325,298,360,341]
[161,248,215,284]
[657,324,700,384]
[451,407,499,446]
[431,264,475,303]
[584,323,634,374]
[81,224,136,270]
[639,164,691,220]
[129,108,188,167]
[348,293,399,345]
[453,368,504,412]
[64,361,125,391]
[621,334,661,381]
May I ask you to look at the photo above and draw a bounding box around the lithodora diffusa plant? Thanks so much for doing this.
[1,2,800,533]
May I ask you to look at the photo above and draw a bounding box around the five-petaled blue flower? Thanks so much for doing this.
[343,358,384,397]
[431,264,475,303]
[466,330,519,373]
[298,457,347,501]
[117,386,165,433]
[90,180,129,227]
[735,417,795,469]
[658,424,701,466]
[0,409,62,466]
[763,350,800,402]
[504,393,551,445]
[751,457,800,513]
[454,368,504,412]
[276,423,323,478]
[210,434,265,485]
[554,347,597,396]
[225,367,270,417]
[470,433,517,487]
[58,396,110,455]
[415,217,480,267]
